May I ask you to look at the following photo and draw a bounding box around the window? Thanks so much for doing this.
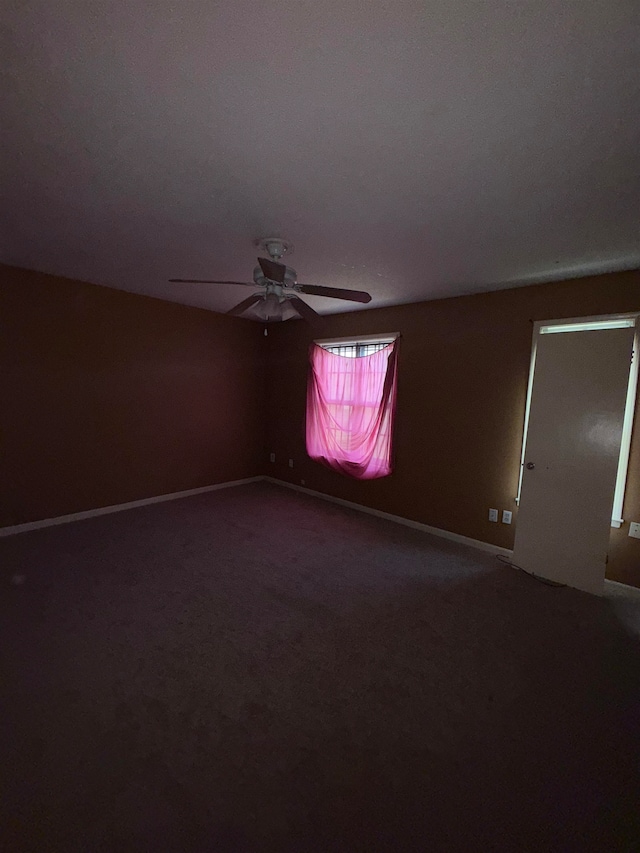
[306,335,399,480]
[321,341,390,358]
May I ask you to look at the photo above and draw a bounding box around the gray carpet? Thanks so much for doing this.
[2,481,639,852]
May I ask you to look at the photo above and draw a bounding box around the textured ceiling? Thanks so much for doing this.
[3,1,640,316]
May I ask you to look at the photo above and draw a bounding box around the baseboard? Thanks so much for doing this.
[263,476,514,558]
[6,473,630,589]
[0,477,262,538]
[604,579,640,598]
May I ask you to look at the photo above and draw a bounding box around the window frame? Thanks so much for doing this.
[315,333,400,350]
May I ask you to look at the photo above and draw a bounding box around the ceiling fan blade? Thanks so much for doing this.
[169,279,255,286]
[288,296,322,325]
[227,294,264,317]
[298,284,372,303]
[258,257,287,283]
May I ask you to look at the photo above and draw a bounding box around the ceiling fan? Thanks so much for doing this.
[169,238,372,324]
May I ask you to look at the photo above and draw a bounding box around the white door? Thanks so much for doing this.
[513,324,635,594]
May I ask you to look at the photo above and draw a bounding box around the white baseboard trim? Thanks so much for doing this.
[6,474,633,590]
[0,477,262,537]
[263,476,514,558]
[604,578,640,598]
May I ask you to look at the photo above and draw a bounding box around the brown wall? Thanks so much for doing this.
[265,270,640,587]
[3,263,638,585]
[0,265,266,526]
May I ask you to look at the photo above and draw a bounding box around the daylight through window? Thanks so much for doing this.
[306,336,399,480]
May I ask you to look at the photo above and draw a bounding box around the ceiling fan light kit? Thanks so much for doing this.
[248,292,300,323]
[169,238,372,324]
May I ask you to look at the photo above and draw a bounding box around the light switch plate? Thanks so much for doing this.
[629,522,640,539]
[269,452,275,463]
[489,509,498,522]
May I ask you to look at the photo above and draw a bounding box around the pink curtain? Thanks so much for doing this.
[306,340,398,479]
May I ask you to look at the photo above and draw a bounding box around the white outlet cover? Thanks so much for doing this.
[502,510,513,524]
[629,522,640,539]
[269,452,275,463]
[489,509,498,522]
[288,459,294,467]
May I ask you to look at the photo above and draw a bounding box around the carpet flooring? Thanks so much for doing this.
[2,481,640,852]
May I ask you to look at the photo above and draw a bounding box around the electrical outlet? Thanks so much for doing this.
[269,452,275,463]
[629,522,640,539]
[489,509,498,522]
[288,459,294,468]
[301,479,306,486]
[502,510,513,524]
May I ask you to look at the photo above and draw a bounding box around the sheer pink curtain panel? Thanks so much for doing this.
[306,340,398,479]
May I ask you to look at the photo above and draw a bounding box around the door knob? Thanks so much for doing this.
[526,462,535,470]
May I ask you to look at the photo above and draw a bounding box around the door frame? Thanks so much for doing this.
[516,312,639,527]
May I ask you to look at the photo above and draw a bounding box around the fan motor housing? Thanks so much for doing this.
[253,264,298,289]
